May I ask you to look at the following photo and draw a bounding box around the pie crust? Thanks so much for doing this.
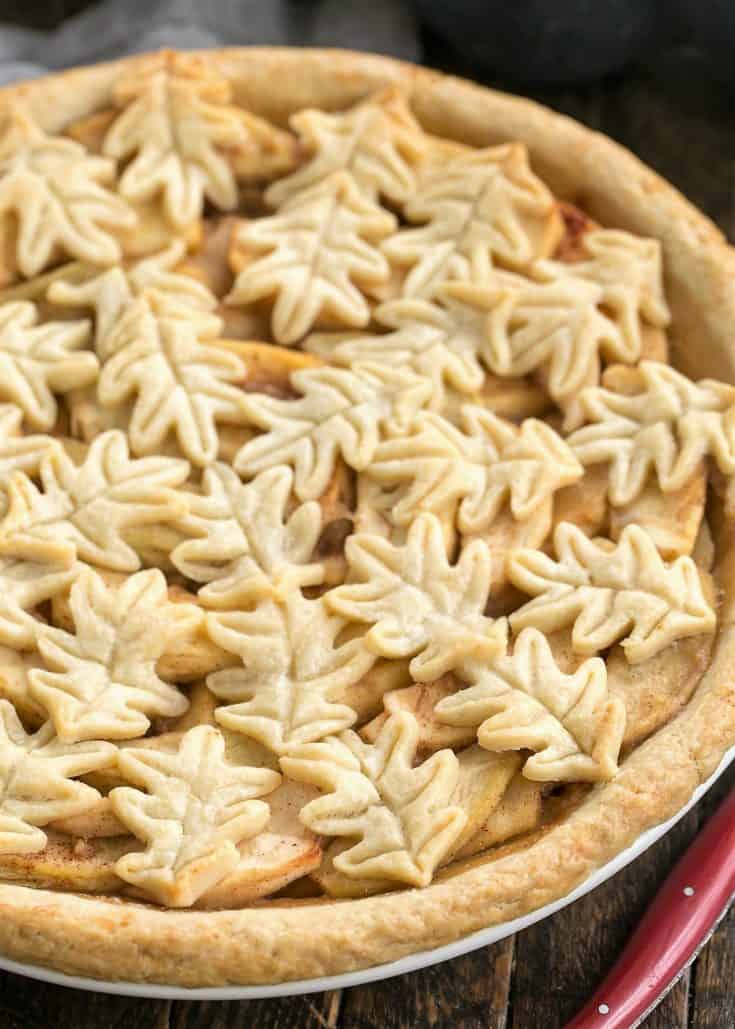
[0,47,733,987]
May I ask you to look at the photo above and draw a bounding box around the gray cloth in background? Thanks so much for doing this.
[0,0,420,85]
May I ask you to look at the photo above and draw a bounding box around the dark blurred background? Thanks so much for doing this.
[0,0,732,237]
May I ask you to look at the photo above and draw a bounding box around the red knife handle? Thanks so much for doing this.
[564,786,735,1029]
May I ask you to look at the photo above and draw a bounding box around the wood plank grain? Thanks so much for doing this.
[509,807,701,1029]
[170,991,340,1029]
[0,1012,37,1029]
[640,971,691,1029]
[689,904,735,1029]
[0,971,171,1029]
[686,765,735,1029]
[338,938,513,1029]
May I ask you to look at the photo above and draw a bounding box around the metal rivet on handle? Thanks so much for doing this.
[683,886,695,897]
[598,1003,610,1014]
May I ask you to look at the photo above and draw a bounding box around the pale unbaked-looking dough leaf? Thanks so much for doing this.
[0,109,135,277]
[207,592,374,754]
[0,302,97,430]
[447,276,635,418]
[228,173,396,344]
[436,628,625,782]
[233,361,432,501]
[0,429,189,571]
[536,228,670,337]
[0,554,78,650]
[367,406,581,532]
[509,521,716,663]
[383,143,559,297]
[0,700,115,854]
[266,87,425,209]
[0,403,63,480]
[306,295,488,412]
[326,512,507,680]
[110,724,280,907]
[172,463,324,608]
[103,56,294,230]
[229,89,426,344]
[0,402,64,520]
[567,361,735,504]
[30,567,197,742]
[281,710,466,888]
[97,299,249,466]
[48,241,222,354]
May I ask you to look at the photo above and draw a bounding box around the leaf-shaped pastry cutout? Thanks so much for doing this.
[446,274,640,414]
[536,228,670,337]
[0,429,189,571]
[233,361,432,501]
[303,747,511,897]
[110,724,280,907]
[228,174,396,344]
[295,743,509,896]
[0,554,78,649]
[306,295,488,411]
[0,644,46,727]
[382,143,560,297]
[48,245,231,465]
[307,743,508,897]
[171,463,324,607]
[367,407,581,532]
[97,299,249,466]
[508,521,716,663]
[48,240,222,354]
[0,109,135,278]
[0,402,63,491]
[0,700,115,854]
[228,89,425,345]
[0,302,97,429]
[266,87,425,209]
[436,629,625,782]
[206,592,374,754]
[567,361,735,504]
[281,710,466,888]
[0,258,91,305]
[310,753,518,892]
[50,569,234,685]
[29,567,198,743]
[326,513,507,681]
[103,56,295,230]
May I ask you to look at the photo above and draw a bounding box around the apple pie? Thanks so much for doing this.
[0,47,733,987]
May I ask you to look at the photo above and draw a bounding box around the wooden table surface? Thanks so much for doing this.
[1,33,735,1029]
